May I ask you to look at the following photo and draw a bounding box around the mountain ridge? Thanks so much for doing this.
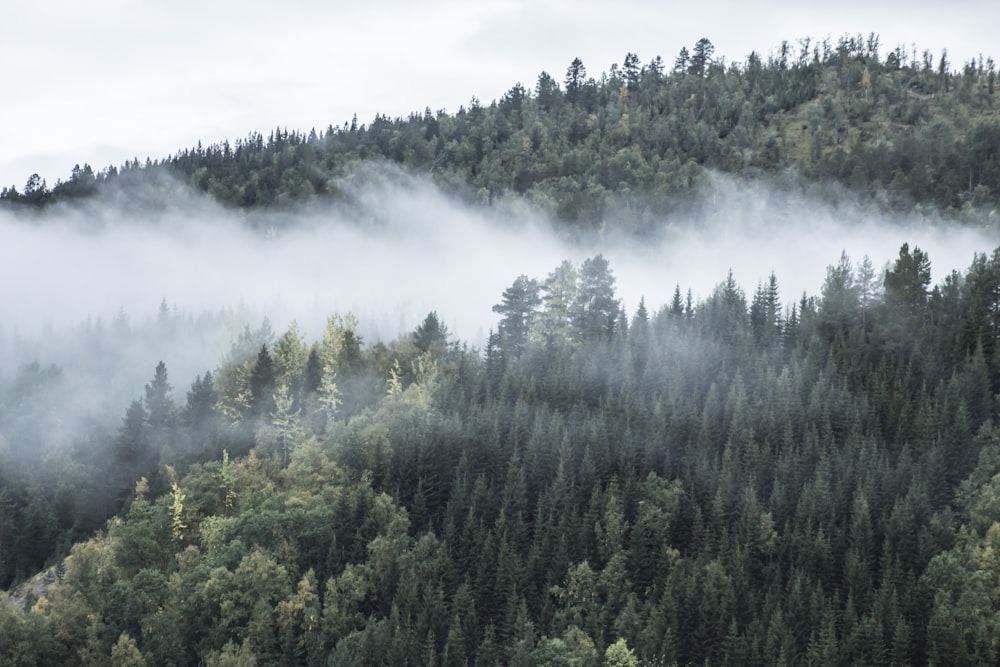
[3,34,998,231]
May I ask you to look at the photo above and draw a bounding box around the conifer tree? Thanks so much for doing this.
[493,275,541,360]
[115,399,148,502]
[249,345,277,417]
[575,255,620,342]
[144,361,174,429]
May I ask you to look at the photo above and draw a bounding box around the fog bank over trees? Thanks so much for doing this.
[1,165,992,353]
[1,32,999,661]
[0,167,990,487]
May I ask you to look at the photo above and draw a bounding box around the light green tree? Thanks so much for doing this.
[270,382,305,467]
[166,465,186,544]
[219,449,237,516]
[537,260,579,344]
[110,632,146,667]
[273,320,308,389]
[316,315,356,420]
[604,637,638,667]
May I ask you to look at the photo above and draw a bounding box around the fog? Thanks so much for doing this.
[0,165,997,419]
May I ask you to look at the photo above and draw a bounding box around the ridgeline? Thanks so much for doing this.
[3,34,999,231]
[2,34,1000,667]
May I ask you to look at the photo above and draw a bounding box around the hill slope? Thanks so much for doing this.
[3,34,999,231]
[2,247,1000,665]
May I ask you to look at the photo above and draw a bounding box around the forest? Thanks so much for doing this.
[0,33,999,666]
[2,34,999,233]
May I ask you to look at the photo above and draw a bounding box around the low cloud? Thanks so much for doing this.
[0,165,996,405]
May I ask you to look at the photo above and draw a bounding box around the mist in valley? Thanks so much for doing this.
[0,164,996,441]
[1,160,999,648]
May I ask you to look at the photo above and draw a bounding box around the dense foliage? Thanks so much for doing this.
[3,35,999,231]
[3,31,1000,666]
[2,244,999,665]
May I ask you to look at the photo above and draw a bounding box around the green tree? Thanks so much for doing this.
[535,71,562,112]
[249,345,277,418]
[493,275,542,360]
[574,255,619,342]
[115,399,149,502]
[604,638,638,667]
[144,361,174,429]
[818,251,859,341]
[269,383,305,467]
[412,311,451,356]
[272,320,308,393]
[565,58,588,105]
[167,465,187,543]
[185,371,218,429]
[884,243,932,313]
[110,632,146,667]
[538,260,579,345]
[276,569,322,665]
[689,38,715,78]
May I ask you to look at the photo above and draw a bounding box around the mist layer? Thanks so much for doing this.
[0,166,995,385]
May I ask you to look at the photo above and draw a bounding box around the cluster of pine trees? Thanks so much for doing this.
[2,35,999,230]
[2,244,999,665]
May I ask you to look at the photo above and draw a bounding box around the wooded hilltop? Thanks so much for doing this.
[1,34,1000,666]
[3,34,999,232]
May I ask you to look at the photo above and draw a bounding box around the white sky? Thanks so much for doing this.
[1,0,996,190]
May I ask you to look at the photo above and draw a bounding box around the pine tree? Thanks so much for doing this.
[575,255,620,342]
[250,345,277,417]
[185,371,217,428]
[412,311,450,356]
[115,399,148,502]
[144,361,174,429]
[493,275,541,360]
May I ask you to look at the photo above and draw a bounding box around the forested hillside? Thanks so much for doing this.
[2,34,999,231]
[2,31,1000,667]
[2,244,999,665]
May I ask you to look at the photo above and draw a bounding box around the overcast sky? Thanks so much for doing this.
[1,0,996,190]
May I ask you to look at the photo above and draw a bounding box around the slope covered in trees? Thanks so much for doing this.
[3,34,999,231]
[2,245,999,665]
[2,31,1000,667]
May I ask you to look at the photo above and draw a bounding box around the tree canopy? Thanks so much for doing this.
[1,247,999,665]
[3,35,999,231]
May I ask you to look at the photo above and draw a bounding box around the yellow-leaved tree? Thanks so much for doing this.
[166,466,186,544]
[272,320,308,390]
[317,314,360,421]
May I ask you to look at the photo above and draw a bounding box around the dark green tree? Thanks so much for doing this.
[574,255,619,342]
[493,275,542,360]
[413,311,450,356]
[144,360,175,435]
[565,58,587,105]
[250,344,277,417]
[689,38,715,78]
[884,243,932,312]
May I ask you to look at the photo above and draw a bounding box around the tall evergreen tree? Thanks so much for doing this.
[115,399,148,501]
[493,275,542,361]
[144,361,174,430]
[575,255,620,342]
[250,344,277,417]
[413,311,450,356]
